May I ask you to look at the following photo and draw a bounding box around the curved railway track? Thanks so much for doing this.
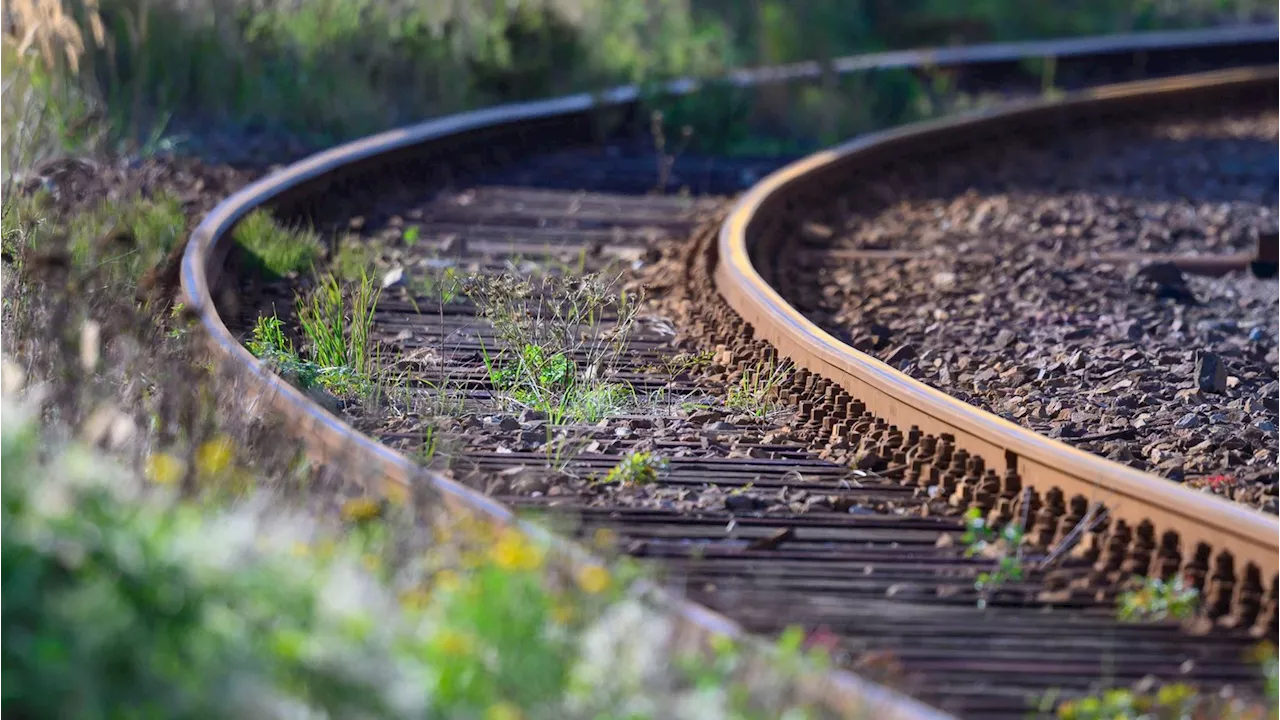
[183,28,1280,720]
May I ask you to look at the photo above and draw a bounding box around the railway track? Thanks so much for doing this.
[183,28,1280,720]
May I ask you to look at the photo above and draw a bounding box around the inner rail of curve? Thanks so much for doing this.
[182,26,1280,720]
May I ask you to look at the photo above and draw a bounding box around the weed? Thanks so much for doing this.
[960,507,1025,609]
[232,209,321,279]
[601,451,668,486]
[1117,575,1200,623]
[467,272,640,423]
[663,349,716,376]
[1044,676,1274,720]
[726,359,792,418]
[649,109,693,192]
[293,271,382,397]
[246,311,320,389]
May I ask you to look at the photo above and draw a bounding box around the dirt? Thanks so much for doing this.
[781,108,1279,512]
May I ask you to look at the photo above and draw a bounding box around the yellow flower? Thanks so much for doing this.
[290,542,311,558]
[195,434,234,477]
[361,553,381,572]
[145,452,185,485]
[434,629,473,657]
[488,528,543,571]
[341,497,383,524]
[574,564,611,595]
[484,702,523,720]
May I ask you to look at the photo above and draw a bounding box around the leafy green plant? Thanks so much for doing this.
[601,452,669,486]
[1117,575,1200,623]
[960,507,1025,609]
[232,209,321,279]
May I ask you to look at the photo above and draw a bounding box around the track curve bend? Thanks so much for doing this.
[183,31,1279,720]
[717,66,1280,618]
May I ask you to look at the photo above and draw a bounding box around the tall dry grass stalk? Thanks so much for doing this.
[5,0,104,74]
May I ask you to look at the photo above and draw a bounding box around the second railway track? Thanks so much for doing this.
[184,29,1280,720]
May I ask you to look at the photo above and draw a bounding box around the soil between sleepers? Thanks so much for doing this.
[233,140,1273,719]
[773,106,1279,513]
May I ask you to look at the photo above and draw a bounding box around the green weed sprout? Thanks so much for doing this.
[1117,576,1200,623]
[602,452,668,486]
[961,507,1025,609]
[232,209,321,278]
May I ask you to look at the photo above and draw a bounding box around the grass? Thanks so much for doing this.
[232,209,321,279]
[725,359,791,418]
[9,0,1269,165]
[468,272,641,425]
[1041,643,1279,720]
[7,1,1277,716]
[291,270,382,397]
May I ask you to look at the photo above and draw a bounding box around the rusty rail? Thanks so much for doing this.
[182,29,1279,720]
[716,67,1280,625]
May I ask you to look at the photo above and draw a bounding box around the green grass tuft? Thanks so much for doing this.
[232,209,321,279]
[294,271,381,397]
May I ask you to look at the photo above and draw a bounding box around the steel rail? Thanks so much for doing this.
[717,66,1280,620]
[182,29,1278,719]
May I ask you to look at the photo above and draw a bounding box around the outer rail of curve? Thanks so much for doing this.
[182,27,1279,719]
[717,66,1280,624]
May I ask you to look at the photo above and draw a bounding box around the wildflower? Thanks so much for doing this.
[144,452,184,485]
[195,434,234,478]
[484,702,523,720]
[290,542,310,558]
[341,497,383,524]
[574,564,611,595]
[489,528,543,571]
[362,553,381,572]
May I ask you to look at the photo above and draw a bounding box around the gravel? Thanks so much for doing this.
[788,108,1279,510]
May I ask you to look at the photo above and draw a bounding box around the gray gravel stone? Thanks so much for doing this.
[1195,352,1228,394]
